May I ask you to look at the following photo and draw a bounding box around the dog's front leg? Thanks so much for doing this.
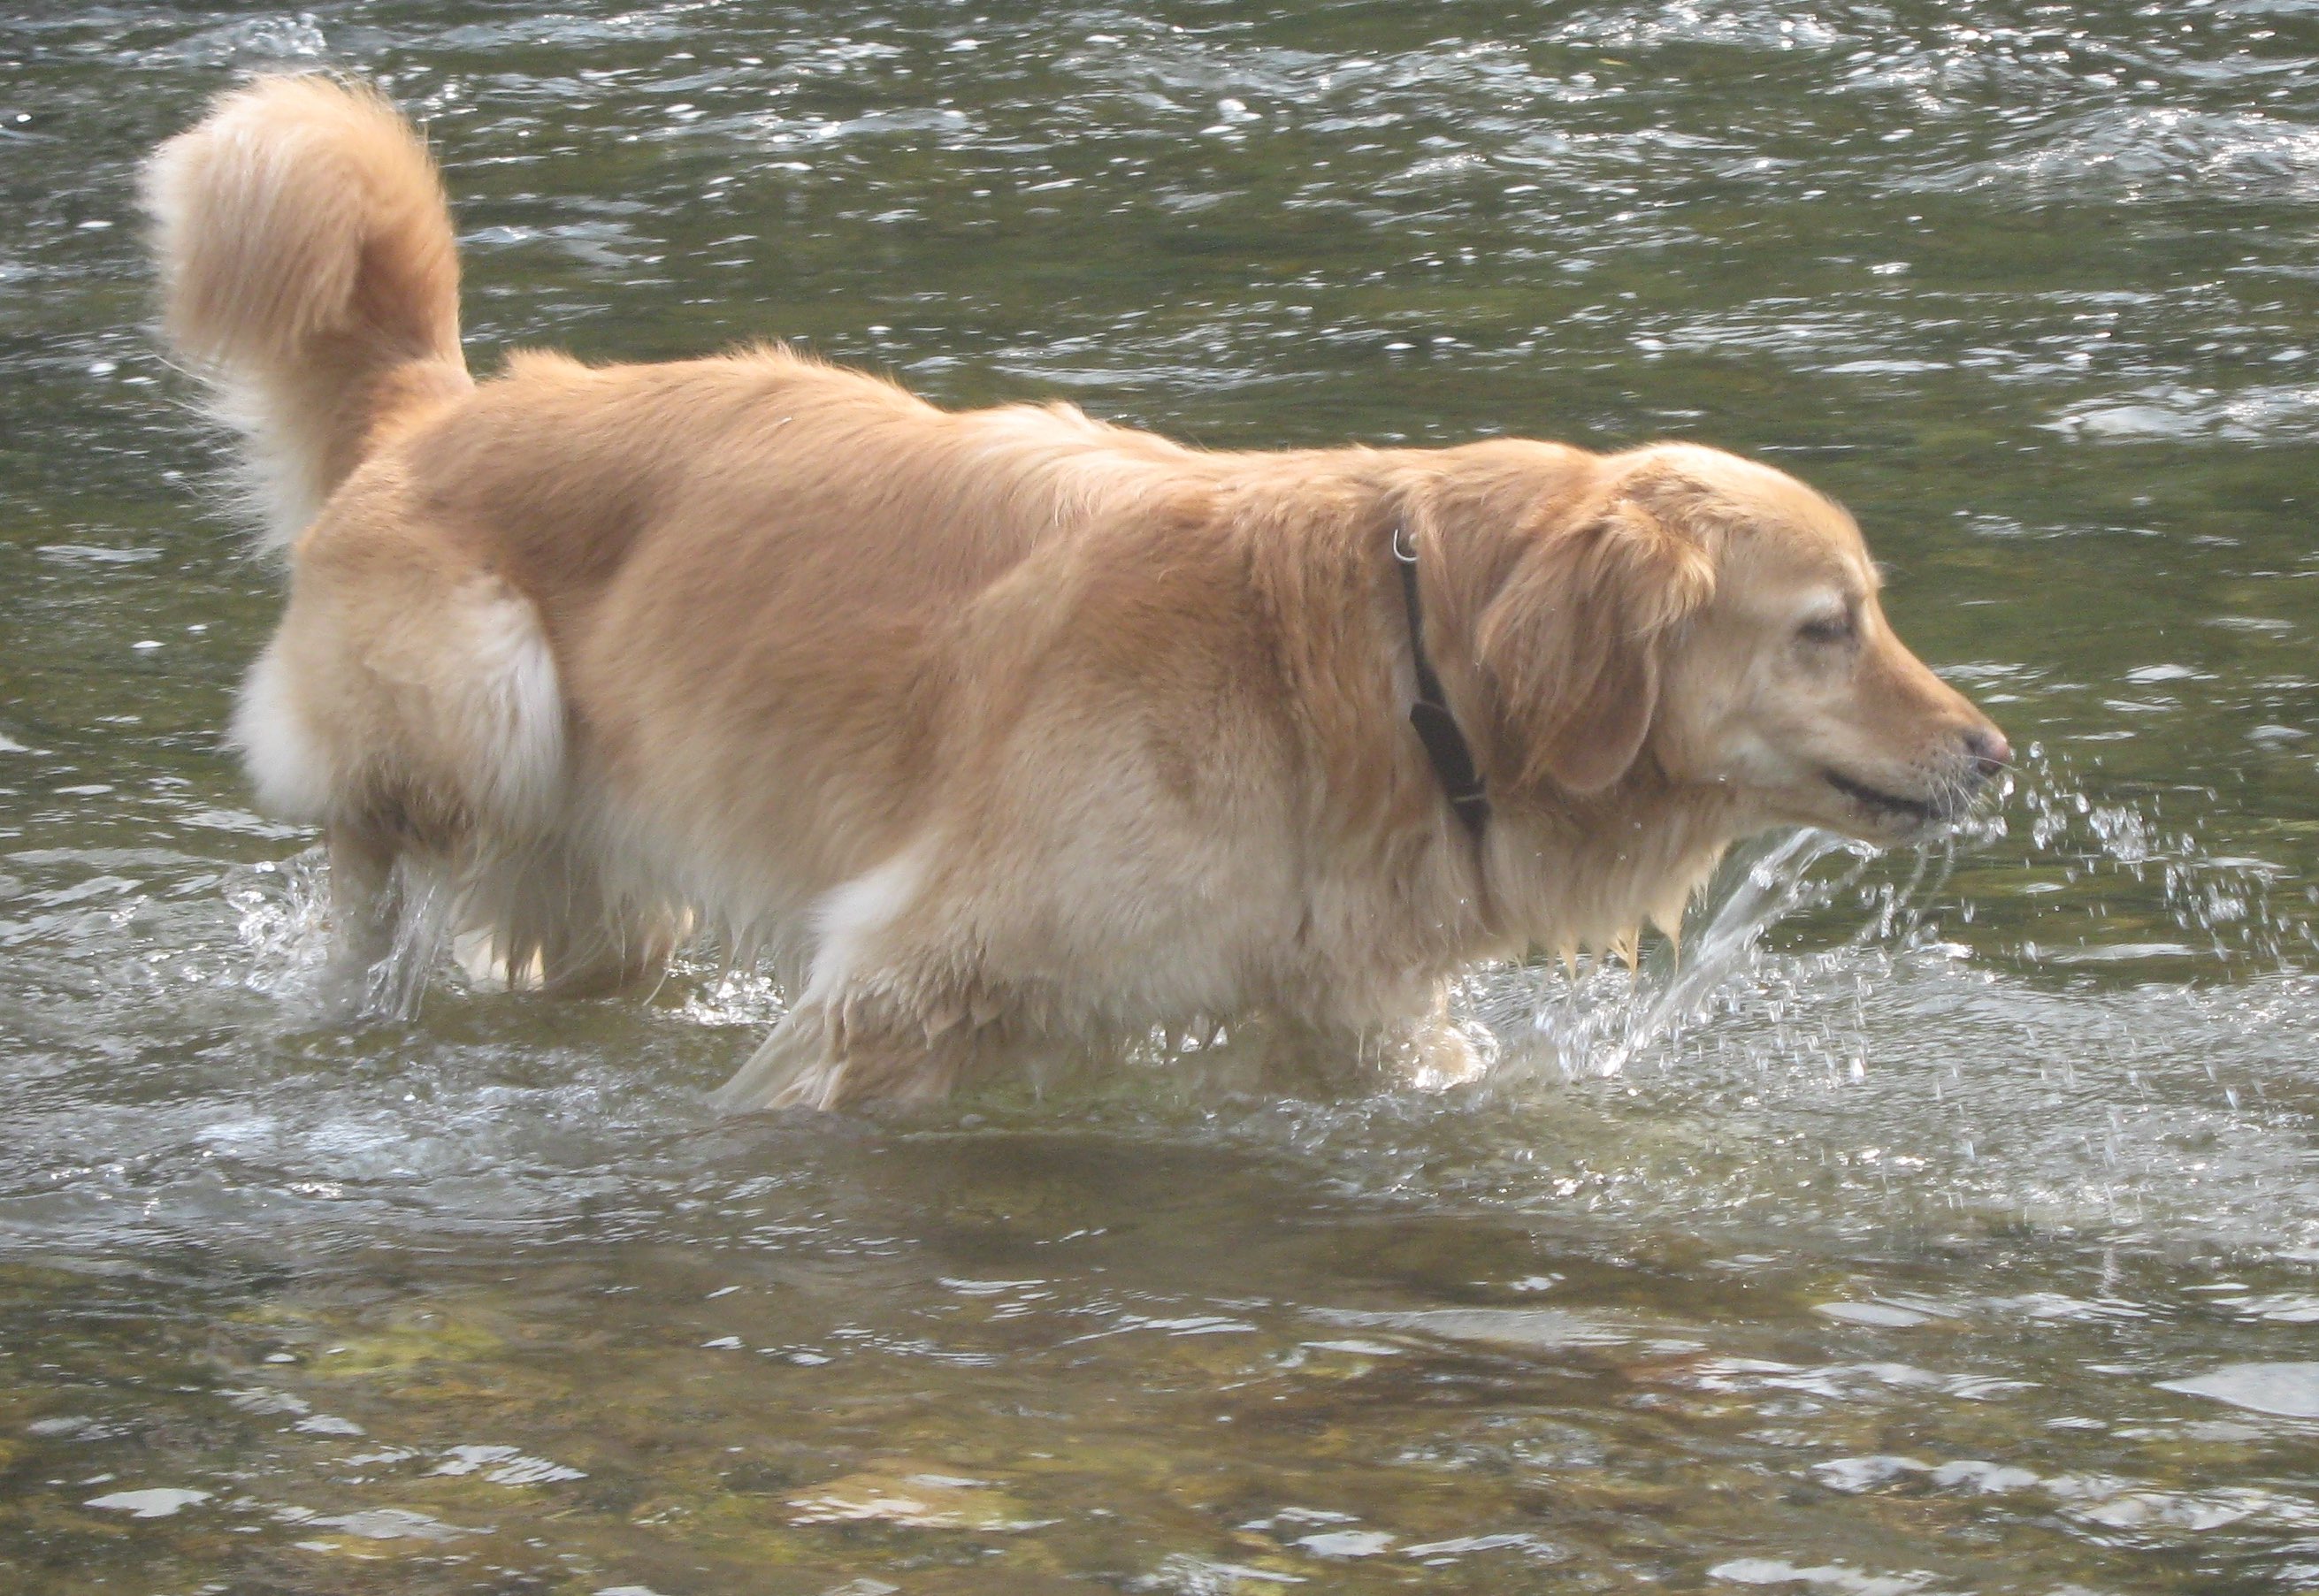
[710,1005,843,1112]
[1397,997,1491,1088]
[1265,986,1489,1093]
[709,1000,977,1114]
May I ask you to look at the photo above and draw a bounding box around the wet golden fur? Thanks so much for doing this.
[145,77,2004,1108]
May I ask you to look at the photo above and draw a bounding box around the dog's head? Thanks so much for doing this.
[1424,441,2006,845]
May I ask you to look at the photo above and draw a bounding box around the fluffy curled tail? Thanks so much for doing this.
[142,75,470,552]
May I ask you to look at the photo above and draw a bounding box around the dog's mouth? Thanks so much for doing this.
[1823,767,1946,831]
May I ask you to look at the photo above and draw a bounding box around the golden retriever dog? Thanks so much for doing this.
[144,77,2007,1110]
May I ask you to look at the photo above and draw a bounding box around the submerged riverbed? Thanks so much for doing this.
[7,3,2319,1592]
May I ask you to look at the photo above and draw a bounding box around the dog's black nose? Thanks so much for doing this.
[1964,727,2010,782]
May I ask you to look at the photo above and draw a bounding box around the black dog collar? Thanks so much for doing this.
[1391,524,1490,844]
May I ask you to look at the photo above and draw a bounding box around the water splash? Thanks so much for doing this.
[227,850,333,1000]
[1473,745,2312,1088]
[1475,827,1929,1085]
[228,847,463,1022]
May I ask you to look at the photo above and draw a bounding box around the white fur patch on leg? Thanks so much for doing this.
[710,844,932,1113]
[451,582,565,832]
[800,844,930,1007]
[230,638,333,822]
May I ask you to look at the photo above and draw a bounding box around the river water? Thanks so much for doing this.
[6,3,2319,1592]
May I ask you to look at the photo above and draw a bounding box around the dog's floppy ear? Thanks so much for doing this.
[1458,469,1718,796]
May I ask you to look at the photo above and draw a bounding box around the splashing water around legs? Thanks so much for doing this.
[15,5,2319,1592]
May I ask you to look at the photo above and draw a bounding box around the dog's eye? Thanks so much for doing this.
[1796,612,1854,646]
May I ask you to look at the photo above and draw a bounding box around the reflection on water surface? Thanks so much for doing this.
[5,2,2319,1591]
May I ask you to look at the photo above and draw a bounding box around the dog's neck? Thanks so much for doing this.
[1478,775,1741,965]
[1236,468,1739,974]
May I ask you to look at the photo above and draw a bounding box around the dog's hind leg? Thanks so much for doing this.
[455,830,685,997]
[237,633,418,998]
[318,820,403,1000]
[312,821,458,1017]
[239,525,578,1008]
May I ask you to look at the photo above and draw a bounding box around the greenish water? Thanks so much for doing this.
[8,3,2319,1591]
